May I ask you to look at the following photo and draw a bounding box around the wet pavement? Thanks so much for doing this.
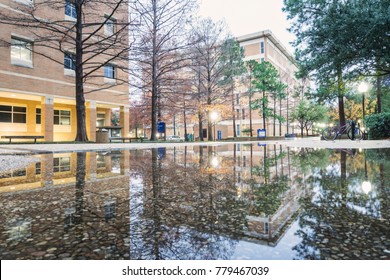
[0,143,389,259]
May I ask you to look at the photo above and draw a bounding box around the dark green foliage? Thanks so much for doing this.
[364,113,390,139]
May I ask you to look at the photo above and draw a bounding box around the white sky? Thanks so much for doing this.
[198,0,295,53]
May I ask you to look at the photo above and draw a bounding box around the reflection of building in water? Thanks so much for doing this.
[129,144,311,258]
[0,151,130,259]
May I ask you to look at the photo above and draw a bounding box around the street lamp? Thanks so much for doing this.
[210,111,218,141]
[358,82,369,120]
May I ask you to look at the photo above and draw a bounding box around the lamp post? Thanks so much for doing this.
[358,82,369,120]
[210,111,218,141]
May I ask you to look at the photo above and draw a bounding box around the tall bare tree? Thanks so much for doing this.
[190,18,229,141]
[0,0,132,141]
[130,0,197,141]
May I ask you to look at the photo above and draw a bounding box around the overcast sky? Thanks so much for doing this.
[198,0,295,53]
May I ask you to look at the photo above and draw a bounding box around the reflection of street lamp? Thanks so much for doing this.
[210,111,218,141]
[362,181,372,194]
[211,156,219,168]
[362,151,372,194]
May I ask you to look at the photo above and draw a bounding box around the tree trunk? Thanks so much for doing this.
[262,89,266,130]
[273,95,276,136]
[249,93,253,137]
[150,0,158,141]
[75,2,88,142]
[279,99,282,136]
[232,85,236,137]
[183,103,188,141]
[198,111,203,142]
[377,75,382,113]
[337,66,346,127]
[300,127,304,137]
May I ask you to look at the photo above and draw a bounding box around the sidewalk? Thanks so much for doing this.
[0,138,389,154]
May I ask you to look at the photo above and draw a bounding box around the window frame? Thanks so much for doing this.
[54,109,71,126]
[10,37,33,67]
[65,0,77,19]
[64,52,76,71]
[104,64,116,79]
[104,16,116,36]
[0,105,27,124]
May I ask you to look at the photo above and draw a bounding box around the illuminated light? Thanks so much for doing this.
[359,148,362,153]
[210,111,218,121]
[11,94,16,97]
[362,181,372,194]
[211,157,219,168]
[358,82,369,93]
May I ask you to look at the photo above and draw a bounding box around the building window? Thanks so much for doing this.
[97,113,105,127]
[11,38,32,65]
[236,109,239,119]
[236,124,240,136]
[0,105,26,123]
[64,53,76,70]
[260,41,264,54]
[104,64,116,79]
[54,110,71,125]
[261,58,264,63]
[36,108,41,124]
[104,199,116,220]
[65,0,77,19]
[104,16,116,36]
[35,162,41,175]
[242,108,245,120]
[53,157,71,172]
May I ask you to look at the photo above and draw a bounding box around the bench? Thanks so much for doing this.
[109,137,144,143]
[1,135,44,144]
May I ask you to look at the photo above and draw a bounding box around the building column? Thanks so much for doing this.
[41,96,54,142]
[87,101,97,142]
[120,106,129,137]
[41,154,53,188]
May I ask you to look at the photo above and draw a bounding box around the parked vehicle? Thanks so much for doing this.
[166,135,184,142]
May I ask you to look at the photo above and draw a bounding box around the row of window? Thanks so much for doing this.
[65,0,116,35]
[10,39,116,79]
[0,105,71,125]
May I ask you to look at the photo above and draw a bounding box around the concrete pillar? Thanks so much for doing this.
[26,104,36,134]
[120,150,130,175]
[88,152,97,181]
[41,96,54,142]
[41,154,53,188]
[87,101,97,142]
[120,106,129,137]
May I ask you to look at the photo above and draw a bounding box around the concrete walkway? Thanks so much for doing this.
[0,138,389,154]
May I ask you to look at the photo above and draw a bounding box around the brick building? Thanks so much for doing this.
[0,0,130,142]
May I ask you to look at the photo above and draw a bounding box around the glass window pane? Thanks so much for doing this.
[36,108,41,114]
[61,110,70,116]
[13,113,27,123]
[13,106,26,113]
[54,110,59,115]
[60,116,70,125]
[36,115,41,124]
[0,106,12,112]
[0,112,12,122]
[54,116,60,125]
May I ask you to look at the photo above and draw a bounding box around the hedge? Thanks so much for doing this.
[364,113,390,140]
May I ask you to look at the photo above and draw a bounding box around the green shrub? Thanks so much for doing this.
[364,113,390,140]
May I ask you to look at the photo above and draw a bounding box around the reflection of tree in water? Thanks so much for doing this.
[293,150,390,260]
[247,146,289,216]
[129,148,246,260]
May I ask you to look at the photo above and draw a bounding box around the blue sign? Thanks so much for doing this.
[257,129,266,138]
[217,130,222,140]
[157,122,165,133]
[158,147,166,159]
[257,143,267,147]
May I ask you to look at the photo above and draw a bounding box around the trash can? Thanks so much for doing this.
[96,128,109,143]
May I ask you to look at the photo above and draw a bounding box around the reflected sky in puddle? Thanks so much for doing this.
[0,144,389,260]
